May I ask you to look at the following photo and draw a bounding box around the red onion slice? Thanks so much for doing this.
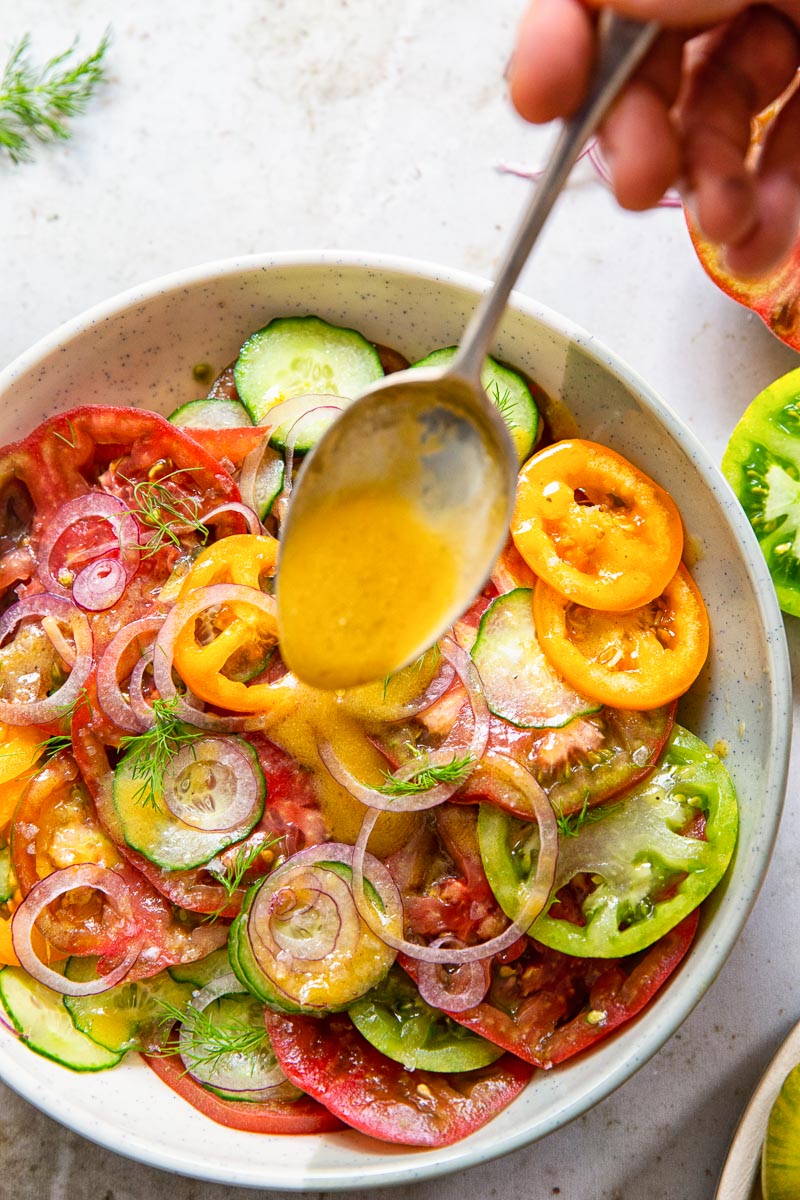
[36,493,141,596]
[152,583,297,731]
[351,752,558,965]
[319,638,488,812]
[11,864,141,996]
[415,938,491,1012]
[178,970,294,1097]
[162,737,263,832]
[0,595,93,726]
[72,557,128,611]
[203,501,263,536]
[96,617,163,732]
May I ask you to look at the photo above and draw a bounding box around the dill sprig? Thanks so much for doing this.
[157,996,271,1076]
[117,693,204,809]
[489,382,518,430]
[120,469,210,557]
[208,837,279,903]
[379,750,475,797]
[0,30,111,165]
[555,794,620,838]
[36,686,94,761]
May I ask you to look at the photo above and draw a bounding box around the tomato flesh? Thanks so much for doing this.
[265,1009,533,1147]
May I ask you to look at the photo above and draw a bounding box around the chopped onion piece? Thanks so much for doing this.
[36,493,140,596]
[351,752,557,964]
[162,737,262,832]
[11,864,140,995]
[96,617,163,732]
[72,557,127,611]
[203,501,263,536]
[416,938,490,1012]
[0,595,93,726]
[319,638,487,812]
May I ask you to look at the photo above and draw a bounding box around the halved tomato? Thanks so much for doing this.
[264,1009,533,1146]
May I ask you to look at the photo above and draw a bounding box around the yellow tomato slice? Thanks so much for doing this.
[0,724,44,787]
[533,565,710,710]
[511,440,684,610]
[178,534,279,594]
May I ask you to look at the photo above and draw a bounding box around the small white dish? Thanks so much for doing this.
[0,252,791,1191]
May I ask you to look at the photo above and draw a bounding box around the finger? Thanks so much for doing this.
[509,0,595,123]
[598,33,685,209]
[678,8,800,247]
[724,82,800,275]
[583,0,799,30]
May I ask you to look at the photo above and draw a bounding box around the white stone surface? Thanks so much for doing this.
[1,2,799,1198]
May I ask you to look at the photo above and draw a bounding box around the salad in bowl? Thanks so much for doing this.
[0,254,789,1191]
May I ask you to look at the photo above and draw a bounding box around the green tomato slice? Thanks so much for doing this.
[348,966,503,1072]
[722,365,800,616]
[478,725,738,957]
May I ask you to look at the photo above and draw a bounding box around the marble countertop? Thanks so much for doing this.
[2,3,799,1198]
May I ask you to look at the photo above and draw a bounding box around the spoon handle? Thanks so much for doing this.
[453,11,660,384]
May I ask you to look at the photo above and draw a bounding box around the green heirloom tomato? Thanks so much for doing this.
[478,726,738,958]
[348,966,503,1072]
[722,367,800,617]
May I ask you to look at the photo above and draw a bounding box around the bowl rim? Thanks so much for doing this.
[0,249,792,1190]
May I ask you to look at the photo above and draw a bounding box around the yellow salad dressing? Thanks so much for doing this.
[277,482,460,690]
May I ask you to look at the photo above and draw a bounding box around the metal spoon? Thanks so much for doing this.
[278,12,660,690]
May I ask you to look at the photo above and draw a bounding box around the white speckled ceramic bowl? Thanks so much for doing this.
[0,252,791,1191]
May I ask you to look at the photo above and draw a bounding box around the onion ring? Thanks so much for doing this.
[0,595,93,726]
[96,617,163,732]
[11,864,141,996]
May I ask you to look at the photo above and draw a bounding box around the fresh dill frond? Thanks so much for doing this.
[555,794,620,838]
[208,837,279,903]
[0,30,111,165]
[35,686,93,761]
[117,693,203,809]
[379,751,475,796]
[157,996,271,1075]
[489,382,518,430]
[120,468,209,557]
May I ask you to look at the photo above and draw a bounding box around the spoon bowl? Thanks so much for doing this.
[276,366,517,689]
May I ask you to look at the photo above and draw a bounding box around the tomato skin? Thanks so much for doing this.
[143,1049,343,1134]
[264,1009,533,1147]
[511,440,684,611]
[722,367,800,617]
[404,912,698,1069]
[533,566,710,710]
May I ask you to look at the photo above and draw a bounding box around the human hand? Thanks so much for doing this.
[509,1,800,277]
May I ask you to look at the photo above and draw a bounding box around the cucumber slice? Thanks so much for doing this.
[234,316,384,450]
[472,588,601,729]
[169,947,233,989]
[229,892,300,1012]
[0,966,123,1071]
[252,445,285,520]
[349,966,503,1072]
[412,346,539,462]
[64,959,194,1054]
[180,990,297,1101]
[0,844,14,904]
[112,737,265,871]
[168,397,252,429]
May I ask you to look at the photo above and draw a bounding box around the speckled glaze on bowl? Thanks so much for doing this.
[0,252,791,1191]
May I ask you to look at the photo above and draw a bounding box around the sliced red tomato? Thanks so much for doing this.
[264,1009,533,1146]
[143,1050,343,1134]
[185,425,266,468]
[404,912,698,1069]
[511,440,684,611]
[533,566,710,710]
